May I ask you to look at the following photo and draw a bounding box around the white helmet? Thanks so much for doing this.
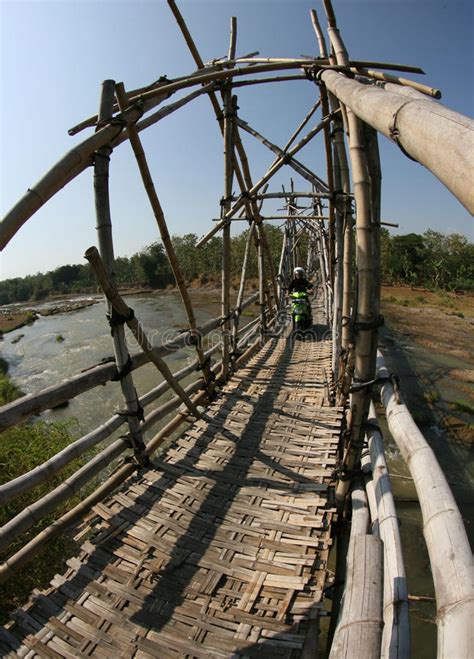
[294,267,305,277]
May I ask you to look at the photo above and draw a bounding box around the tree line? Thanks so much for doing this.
[0,226,284,305]
[1,227,472,305]
[380,229,474,291]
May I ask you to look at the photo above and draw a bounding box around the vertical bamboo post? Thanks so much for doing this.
[93,80,149,468]
[231,221,256,360]
[221,17,237,380]
[310,7,352,384]
[257,226,266,343]
[114,83,214,394]
[322,0,376,508]
[364,123,382,373]
[332,147,344,377]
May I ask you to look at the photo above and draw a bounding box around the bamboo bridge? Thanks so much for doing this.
[0,1,473,657]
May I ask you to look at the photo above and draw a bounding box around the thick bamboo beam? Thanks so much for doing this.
[377,352,473,658]
[320,70,474,213]
[85,246,199,417]
[366,401,410,658]
[329,535,383,657]
[1,84,213,251]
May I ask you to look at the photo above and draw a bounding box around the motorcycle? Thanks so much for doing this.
[290,291,312,332]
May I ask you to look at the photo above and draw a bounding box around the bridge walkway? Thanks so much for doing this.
[1,321,344,658]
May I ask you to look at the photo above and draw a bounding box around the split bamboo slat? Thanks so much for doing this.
[1,305,344,656]
[377,352,473,659]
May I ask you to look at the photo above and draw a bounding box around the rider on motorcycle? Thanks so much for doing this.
[288,267,313,328]
[288,267,313,295]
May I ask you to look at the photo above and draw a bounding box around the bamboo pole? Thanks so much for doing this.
[166,0,280,312]
[366,401,410,659]
[0,90,172,251]
[114,84,214,392]
[94,80,149,468]
[352,67,441,99]
[230,120,280,312]
[232,221,256,360]
[220,17,237,381]
[321,1,377,508]
[235,117,329,191]
[84,247,199,417]
[377,352,473,658]
[197,110,338,247]
[320,70,474,213]
[310,7,353,387]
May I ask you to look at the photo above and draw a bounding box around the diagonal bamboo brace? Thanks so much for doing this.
[85,246,200,418]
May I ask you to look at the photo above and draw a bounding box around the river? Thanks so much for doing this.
[1,292,472,657]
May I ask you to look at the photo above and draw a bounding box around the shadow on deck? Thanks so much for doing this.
[1,325,344,658]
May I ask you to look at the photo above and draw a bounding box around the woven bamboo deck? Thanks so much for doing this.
[1,321,343,658]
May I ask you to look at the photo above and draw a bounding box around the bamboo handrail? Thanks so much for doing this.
[377,352,473,658]
[0,310,276,581]
[0,344,221,506]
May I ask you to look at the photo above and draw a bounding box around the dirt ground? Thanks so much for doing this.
[380,285,474,444]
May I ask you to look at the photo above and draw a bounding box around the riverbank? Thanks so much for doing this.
[0,276,260,335]
[380,285,474,445]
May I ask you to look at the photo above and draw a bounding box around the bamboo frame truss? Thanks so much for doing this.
[0,1,472,656]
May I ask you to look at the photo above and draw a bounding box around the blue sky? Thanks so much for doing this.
[1,0,473,280]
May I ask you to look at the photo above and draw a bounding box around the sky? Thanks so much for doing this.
[1,0,473,280]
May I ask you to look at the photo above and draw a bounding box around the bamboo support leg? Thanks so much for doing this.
[94,80,149,468]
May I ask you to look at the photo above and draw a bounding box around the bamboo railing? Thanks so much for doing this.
[1,1,473,656]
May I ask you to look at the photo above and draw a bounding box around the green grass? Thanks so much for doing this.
[450,400,474,415]
[0,364,92,624]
